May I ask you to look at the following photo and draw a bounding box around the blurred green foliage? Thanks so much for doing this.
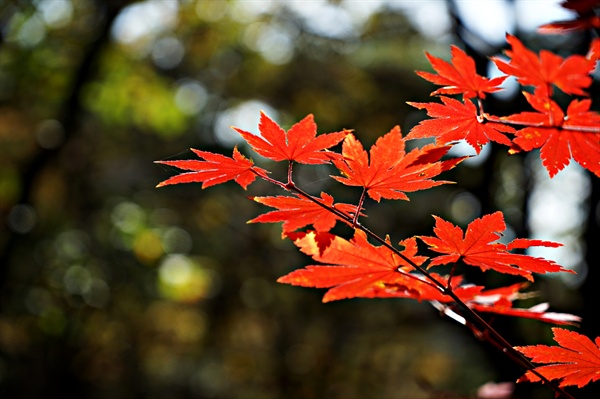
[0,1,595,398]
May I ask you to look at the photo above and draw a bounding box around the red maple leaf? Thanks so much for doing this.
[539,1,600,33]
[558,0,600,13]
[417,212,575,281]
[231,112,347,164]
[473,301,581,326]
[155,147,268,189]
[516,328,600,388]
[406,96,515,153]
[588,38,600,62]
[464,283,581,326]
[492,34,595,96]
[506,92,600,177]
[331,126,463,202]
[277,230,449,302]
[434,282,581,326]
[417,45,507,99]
[248,192,358,234]
[538,14,600,34]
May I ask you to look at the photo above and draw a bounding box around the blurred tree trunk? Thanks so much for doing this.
[0,2,131,397]
[0,0,130,289]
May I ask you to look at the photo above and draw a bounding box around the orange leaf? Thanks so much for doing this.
[538,15,600,34]
[331,126,463,201]
[587,38,600,62]
[559,0,600,13]
[417,45,507,99]
[407,97,514,153]
[231,112,347,164]
[492,34,595,97]
[507,93,600,177]
[277,230,446,302]
[248,192,358,234]
[434,281,580,325]
[516,328,600,388]
[418,212,574,281]
[155,147,268,189]
[538,0,600,34]
[465,283,580,325]
[471,302,581,326]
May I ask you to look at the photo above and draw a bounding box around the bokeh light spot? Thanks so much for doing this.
[158,255,214,302]
[527,157,590,286]
[152,36,185,69]
[54,230,89,260]
[243,22,296,65]
[7,204,37,234]
[452,0,515,47]
[36,119,65,149]
[37,0,73,29]
[515,0,574,33]
[111,0,179,45]
[488,57,518,101]
[112,202,145,233]
[133,229,164,263]
[63,265,92,295]
[16,15,46,48]
[174,80,208,115]
[195,0,228,22]
[83,279,111,308]
[162,227,193,254]
[449,191,481,225]
[286,1,356,39]
[448,141,491,167]
[214,100,278,146]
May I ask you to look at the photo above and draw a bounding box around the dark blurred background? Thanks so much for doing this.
[1,1,598,398]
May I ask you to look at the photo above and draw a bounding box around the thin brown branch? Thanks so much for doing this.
[254,169,576,399]
[484,114,600,133]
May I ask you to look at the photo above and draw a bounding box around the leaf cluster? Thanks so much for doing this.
[156,2,600,397]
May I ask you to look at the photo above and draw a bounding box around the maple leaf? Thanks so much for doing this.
[248,192,358,234]
[331,126,463,202]
[506,92,600,177]
[516,328,600,388]
[472,302,582,326]
[465,283,581,326]
[558,0,600,13]
[155,147,268,189]
[538,1,600,34]
[538,14,600,34]
[434,282,581,326]
[588,38,600,62]
[406,96,515,153]
[492,34,595,96]
[231,112,347,164]
[418,212,575,281]
[277,230,449,302]
[417,45,507,99]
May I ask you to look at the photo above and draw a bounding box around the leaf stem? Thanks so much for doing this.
[353,188,367,227]
[447,263,458,289]
[287,161,294,186]
[477,97,485,117]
